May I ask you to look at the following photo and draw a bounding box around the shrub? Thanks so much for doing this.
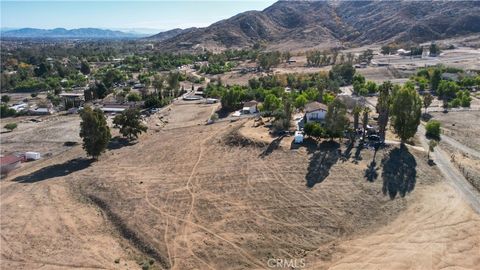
[127,92,142,102]
[4,123,17,131]
[425,120,441,139]
[0,104,16,118]
[1,95,10,103]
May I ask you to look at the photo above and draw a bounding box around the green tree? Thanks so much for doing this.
[377,81,392,142]
[365,81,378,94]
[390,86,422,144]
[263,94,281,112]
[422,93,434,114]
[430,68,442,92]
[257,51,281,71]
[127,92,142,102]
[325,99,349,140]
[352,105,362,131]
[429,43,440,56]
[352,73,366,95]
[79,107,111,159]
[425,120,441,139]
[274,96,293,131]
[437,80,459,100]
[294,94,308,109]
[0,104,16,118]
[362,107,371,141]
[221,86,244,111]
[89,82,109,99]
[80,61,91,75]
[329,64,356,86]
[152,74,164,99]
[304,122,326,140]
[167,72,180,97]
[113,108,148,140]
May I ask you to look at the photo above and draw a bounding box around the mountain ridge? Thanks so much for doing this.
[153,0,480,51]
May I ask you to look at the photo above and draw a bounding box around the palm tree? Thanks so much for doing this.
[362,107,371,141]
[353,105,363,131]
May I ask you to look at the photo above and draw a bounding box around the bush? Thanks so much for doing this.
[304,122,326,139]
[0,104,16,118]
[127,92,142,102]
[1,95,10,103]
[425,120,441,139]
[4,123,17,131]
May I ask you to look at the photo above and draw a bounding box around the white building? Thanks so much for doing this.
[242,100,258,114]
[304,101,327,123]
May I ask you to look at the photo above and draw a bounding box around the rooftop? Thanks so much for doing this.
[0,155,23,165]
[305,101,328,113]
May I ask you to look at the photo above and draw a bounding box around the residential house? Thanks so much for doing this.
[304,101,328,123]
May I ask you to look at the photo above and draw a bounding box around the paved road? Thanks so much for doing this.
[417,125,480,214]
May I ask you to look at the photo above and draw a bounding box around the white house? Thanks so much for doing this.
[242,100,258,114]
[304,101,327,123]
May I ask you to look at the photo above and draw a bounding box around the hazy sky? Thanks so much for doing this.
[1,1,276,33]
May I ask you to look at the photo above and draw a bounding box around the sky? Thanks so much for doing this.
[1,0,276,33]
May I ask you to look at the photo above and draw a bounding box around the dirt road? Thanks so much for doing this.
[417,124,480,213]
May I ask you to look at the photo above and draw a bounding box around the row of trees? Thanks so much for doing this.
[411,66,478,108]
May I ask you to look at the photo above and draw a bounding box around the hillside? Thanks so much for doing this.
[1,27,141,39]
[145,27,197,41]
[154,0,480,51]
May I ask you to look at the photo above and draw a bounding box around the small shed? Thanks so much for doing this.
[242,100,258,114]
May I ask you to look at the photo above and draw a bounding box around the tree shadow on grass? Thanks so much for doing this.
[381,145,417,199]
[365,145,380,182]
[340,141,355,162]
[306,141,340,188]
[259,135,285,158]
[13,158,93,183]
[107,136,136,150]
[353,142,364,164]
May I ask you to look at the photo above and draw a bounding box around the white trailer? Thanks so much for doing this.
[25,152,41,160]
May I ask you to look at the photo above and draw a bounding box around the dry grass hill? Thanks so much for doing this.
[152,0,480,51]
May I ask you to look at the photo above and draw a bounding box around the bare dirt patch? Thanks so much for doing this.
[1,102,479,270]
[430,111,480,151]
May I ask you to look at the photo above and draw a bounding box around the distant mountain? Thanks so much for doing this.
[145,27,197,41]
[156,0,480,51]
[1,28,143,39]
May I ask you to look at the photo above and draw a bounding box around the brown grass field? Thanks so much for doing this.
[1,102,479,269]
